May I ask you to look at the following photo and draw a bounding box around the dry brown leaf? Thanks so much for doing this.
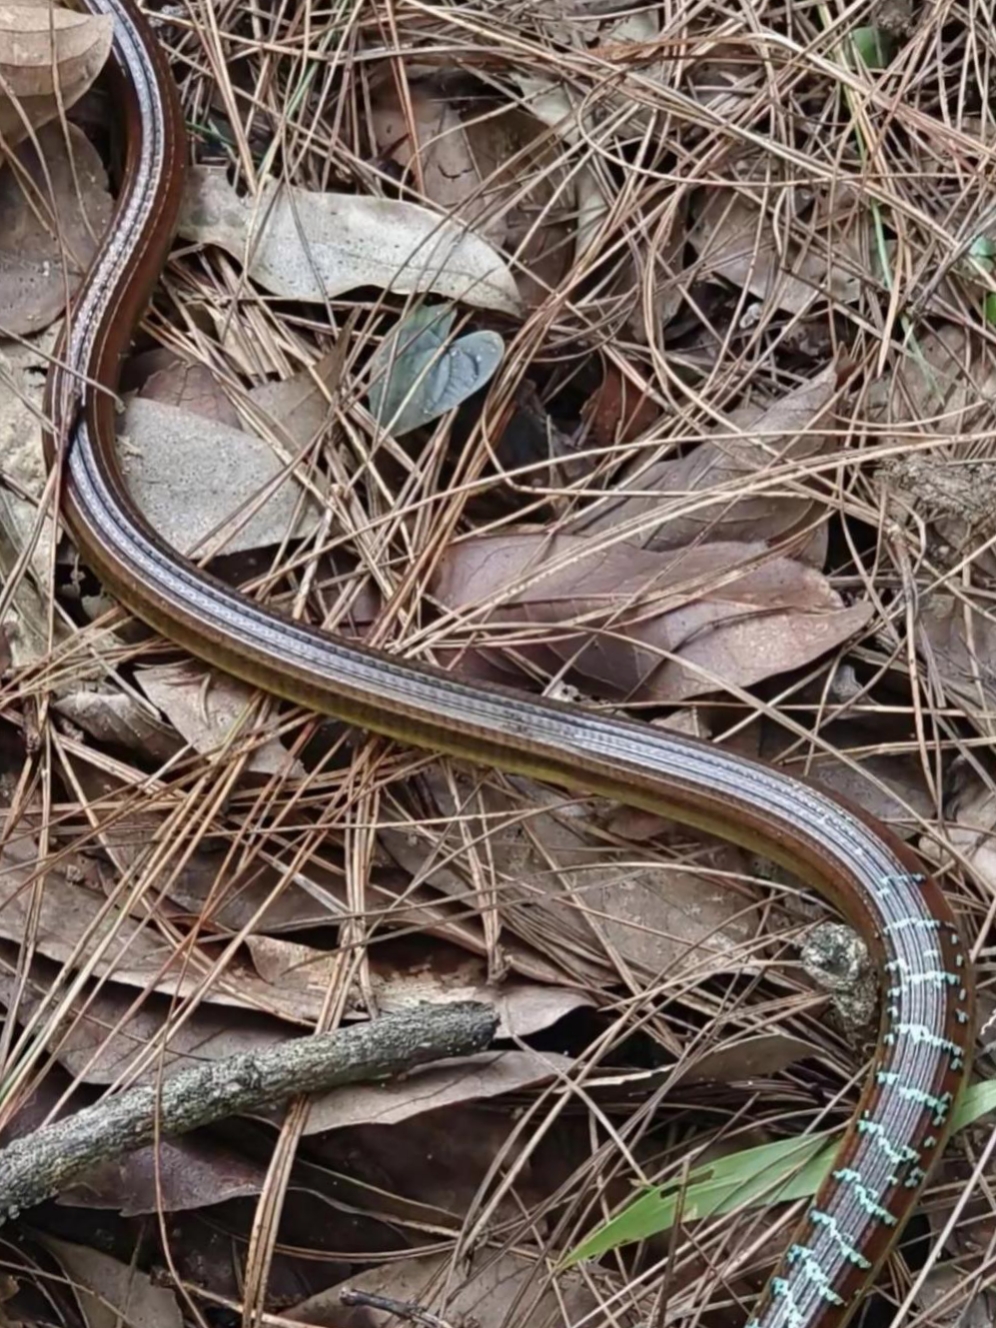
[60,1135,267,1216]
[0,836,330,1021]
[759,721,936,827]
[916,1264,994,1328]
[304,1049,574,1133]
[680,1033,815,1085]
[371,84,576,307]
[178,166,521,314]
[54,687,182,760]
[505,74,608,259]
[923,778,996,895]
[380,768,760,998]
[582,362,662,448]
[0,341,67,668]
[0,121,112,335]
[246,933,588,1036]
[249,347,343,448]
[0,949,286,1084]
[0,2,112,146]
[119,398,321,558]
[869,325,996,450]
[137,358,241,425]
[463,103,577,306]
[873,327,996,572]
[137,662,306,777]
[68,760,339,935]
[370,83,491,233]
[289,1249,598,1328]
[40,1238,182,1328]
[690,175,864,314]
[918,592,996,724]
[574,364,839,556]
[433,532,871,702]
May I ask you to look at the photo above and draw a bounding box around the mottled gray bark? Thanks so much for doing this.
[0,1002,496,1222]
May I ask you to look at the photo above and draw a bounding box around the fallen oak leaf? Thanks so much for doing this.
[573,363,840,559]
[178,166,521,315]
[432,532,871,703]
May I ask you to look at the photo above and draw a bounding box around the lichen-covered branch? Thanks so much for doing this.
[0,1002,497,1222]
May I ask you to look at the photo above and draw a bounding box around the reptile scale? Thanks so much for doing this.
[42,2,975,1325]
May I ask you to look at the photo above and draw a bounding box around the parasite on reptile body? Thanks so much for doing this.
[42,5,974,1326]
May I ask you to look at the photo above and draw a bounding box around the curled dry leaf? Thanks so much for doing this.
[178,165,521,314]
[432,532,871,703]
[868,326,996,447]
[574,363,839,558]
[922,771,996,896]
[0,1,112,146]
[462,102,581,306]
[0,121,112,334]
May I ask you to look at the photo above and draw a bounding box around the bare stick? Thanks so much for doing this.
[0,1002,497,1222]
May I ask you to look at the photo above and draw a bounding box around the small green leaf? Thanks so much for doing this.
[565,1077,996,1267]
[368,304,503,436]
[949,1078,996,1132]
[850,26,893,68]
[563,1133,833,1266]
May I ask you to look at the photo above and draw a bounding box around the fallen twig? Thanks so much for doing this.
[0,1002,497,1222]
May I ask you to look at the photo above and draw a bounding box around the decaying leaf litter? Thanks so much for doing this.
[0,0,993,1325]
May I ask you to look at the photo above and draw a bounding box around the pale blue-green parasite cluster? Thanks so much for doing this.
[882,1023,965,1070]
[830,1169,898,1225]
[856,1115,920,1167]
[872,872,926,897]
[785,1245,847,1306]
[873,1075,954,1126]
[720,824,968,1328]
[809,1211,873,1270]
